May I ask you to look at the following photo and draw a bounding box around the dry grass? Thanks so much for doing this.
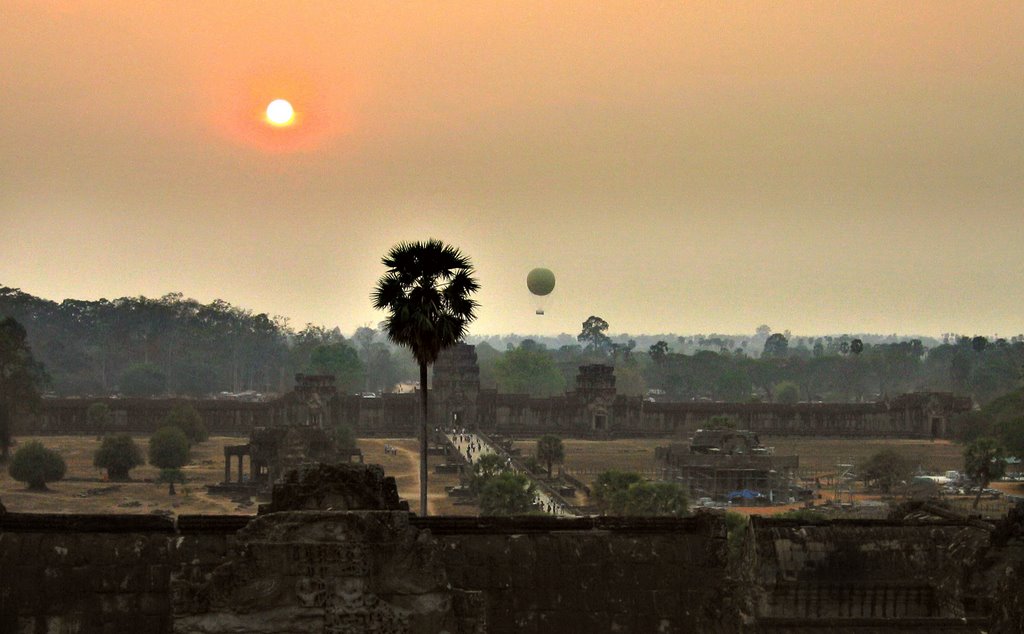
[0,434,988,519]
[0,435,477,517]
[0,435,250,516]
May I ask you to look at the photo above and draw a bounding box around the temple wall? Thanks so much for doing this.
[0,513,731,634]
[16,389,968,441]
[3,512,1021,633]
[415,515,735,634]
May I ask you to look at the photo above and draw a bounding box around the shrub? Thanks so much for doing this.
[478,472,536,516]
[148,426,190,470]
[860,449,913,493]
[93,434,144,480]
[9,441,66,490]
[163,404,207,444]
[606,481,689,517]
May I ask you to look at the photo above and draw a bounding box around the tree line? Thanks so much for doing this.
[0,286,417,398]
[478,316,1024,406]
[3,286,1021,408]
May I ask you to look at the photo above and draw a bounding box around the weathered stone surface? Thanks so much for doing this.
[171,511,456,634]
[260,463,408,513]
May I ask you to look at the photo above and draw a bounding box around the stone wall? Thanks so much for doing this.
[0,512,732,634]
[5,510,1024,633]
[16,365,970,440]
[750,517,995,632]
[413,515,736,634]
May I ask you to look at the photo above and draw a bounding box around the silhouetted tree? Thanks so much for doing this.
[372,239,479,515]
[578,316,612,352]
[0,317,47,460]
[964,437,1006,509]
[536,435,565,479]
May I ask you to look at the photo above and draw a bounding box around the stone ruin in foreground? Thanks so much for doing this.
[2,462,1024,633]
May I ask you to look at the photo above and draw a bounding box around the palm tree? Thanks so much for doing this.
[371,239,479,515]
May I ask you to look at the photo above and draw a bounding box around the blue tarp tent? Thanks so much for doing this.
[726,489,762,501]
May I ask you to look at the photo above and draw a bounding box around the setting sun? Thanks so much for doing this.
[265,99,295,126]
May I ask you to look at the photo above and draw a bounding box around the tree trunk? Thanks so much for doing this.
[972,480,986,510]
[419,362,429,516]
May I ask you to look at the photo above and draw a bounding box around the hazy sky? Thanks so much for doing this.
[2,2,1022,338]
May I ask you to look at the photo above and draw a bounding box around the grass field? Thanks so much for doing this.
[2,434,1017,518]
[0,435,475,517]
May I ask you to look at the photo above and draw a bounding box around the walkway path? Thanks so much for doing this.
[447,431,579,517]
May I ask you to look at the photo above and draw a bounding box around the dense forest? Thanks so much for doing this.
[0,286,416,397]
[1,287,1021,408]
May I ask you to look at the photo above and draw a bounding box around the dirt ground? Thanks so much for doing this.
[0,435,476,517]
[0,434,1009,518]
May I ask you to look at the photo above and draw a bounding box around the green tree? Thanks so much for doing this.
[371,239,480,516]
[494,342,566,396]
[149,426,190,494]
[309,342,366,394]
[762,333,789,359]
[149,426,189,469]
[478,472,536,516]
[163,404,207,444]
[964,437,1006,509]
[536,435,565,479]
[9,441,66,490]
[860,449,913,493]
[592,470,644,512]
[607,481,689,517]
[93,434,144,480]
[578,316,611,353]
[469,453,508,496]
[0,317,47,460]
[119,363,167,397]
[774,381,800,404]
[86,402,112,432]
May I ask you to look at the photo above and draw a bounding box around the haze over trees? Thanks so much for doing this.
[4,286,1024,409]
[0,286,417,398]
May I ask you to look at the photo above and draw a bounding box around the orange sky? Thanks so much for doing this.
[1,1,1022,337]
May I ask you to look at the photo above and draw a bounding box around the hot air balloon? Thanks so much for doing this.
[527,268,555,315]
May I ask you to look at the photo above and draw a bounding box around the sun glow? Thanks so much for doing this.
[265,99,295,126]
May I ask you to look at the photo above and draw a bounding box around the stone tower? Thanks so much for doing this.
[431,343,480,429]
[575,364,617,433]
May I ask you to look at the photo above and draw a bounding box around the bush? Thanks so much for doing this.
[163,404,207,444]
[9,441,66,490]
[606,481,689,517]
[478,472,536,516]
[592,470,644,511]
[860,449,913,493]
[148,426,190,470]
[93,434,144,480]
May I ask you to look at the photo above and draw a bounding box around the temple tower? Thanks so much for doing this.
[431,343,480,429]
